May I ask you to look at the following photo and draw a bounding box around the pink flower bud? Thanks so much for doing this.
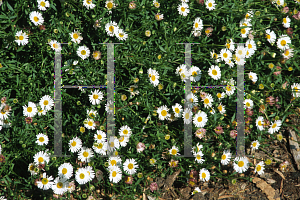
[136,142,146,153]
[150,182,158,192]
[230,130,237,139]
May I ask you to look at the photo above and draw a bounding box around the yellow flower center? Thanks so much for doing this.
[119,137,124,142]
[88,121,93,126]
[171,149,177,155]
[202,173,206,178]
[253,142,257,147]
[175,108,180,113]
[111,160,117,166]
[43,100,48,106]
[27,107,32,112]
[93,94,98,99]
[110,142,114,147]
[208,2,212,7]
[97,143,103,149]
[281,40,286,46]
[38,157,44,163]
[112,171,117,177]
[39,137,44,142]
[248,44,252,49]
[40,1,46,7]
[238,161,244,167]
[246,102,250,107]
[284,50,289,56]
[107,2,113,9]
[217,93,221,98]
[226,86,231,91]
[81,50,86,55]
[181,7,185,12]
[19,35,24,40]
[212,69,217,76]
[109,26,114,32]
[185,113,189,119]
[42,178,48,185]
[119,33,124,38]
[73,33,79,39]
[57,182,63,188]
[223,53,228,58]
[195,23,198,28]
[80,173,85,179]
[128,163,134,169]
[34,16,39,22]
[256,165,261,171]
[197,117,202,122]
[161,110,167,117]
[62,168,67,174]
[258,121,262,126]
[151,75,156,81]
[204,98,209,104]
[123,130,128,135]
[71,141,76,147]
[83,151,89,157]
[222,154,226,160]
[97,135,102,140]
[283,18,287,23]
[218,105,222,111]
[272,123,277,129]
[241,28,246,34]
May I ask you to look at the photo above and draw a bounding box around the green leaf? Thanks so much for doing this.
[158,45,166,53]
[6,2,14,12]
[50,3,57,11]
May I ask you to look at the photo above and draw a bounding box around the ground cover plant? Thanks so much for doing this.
[0,0,300,199]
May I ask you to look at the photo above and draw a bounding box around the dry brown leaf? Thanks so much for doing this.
[273,169,285,180]
[252,177,280,200]
[218,195,235,199]
[266,179,276,184]
[163,169,181,191]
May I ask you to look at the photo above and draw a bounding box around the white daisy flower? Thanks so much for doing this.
[193,17,203,31]
[194,151,205,164]
[78,147,94,163]
[234,54,246,66]
[291,83,300,97]
[39,95,54,111]
[217,102,226,115]
[268,120,282,134]
[94,130,107,143]
[105,0,116,11]
[245,39,257,53]
[225,59,235,68]
[93,141,108,155]
[210,50,221,62]
[244,99,254,109]
[69,137,82,153]
[248,72,258,83]
[15,30,29,46]
[23,101,38,117]
[0,107,10,120]
[115,29,128,41]
[282,48,294,60]
[108,155,122,168]
[33,150,50,166]
[52,176,68,195]
[37,0,50,11]
[245,10,254,20]
[225,38,235,52]
[245,48,255,59]
[216,92,226,101]
[202,93,214,109]
[37,173,54,190]
[205,0,216,11]
[256,116,265,131]
[87,109,97,119]
[219,48,232,62]
[240,19,252,38]
[208,65,221,80]
[191,187,201,195]
[89,89,104,105]
[277,35,291,51]
[36,133,49,146]
[169,145,180,156]
[221,149,231,165]
[182,107,192,124]
[235,45,246,59]
[224,84,236,97]
[153,0,160,8]
[233,156,249,173]
[186,93,198,108]
[157,105,171,121]
[209,108,215,115]
[58,163,73,180]
[105,100,114,115]
[254,161,265,175]
[191,143,203,154]
[189,66,201,82]
[83,0,96,9]
[119,125,132,137]
[28,163,37,176]
[172,103,183,118]
[155,13,164,21]
[29,11,44,26]
[175,64,187,76]
[75,168,89,185]
[105,21,119,37]
[149,69,160,87]
[77,46,90,60]
[251,140,260,151]
[70,30,83,44]
[272,0,284,6]
[85,165,95,182]
[199,168,210,182]
[193,111,208,128]
[178,2,190,17]
[108,165,122,183]
[84,118,95,130]
[107,136,120,152]
[265,29,277,45]
[123,158,139,175]
[118,136,129,147]
[179,67,191,82]
[49,40,62,52]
